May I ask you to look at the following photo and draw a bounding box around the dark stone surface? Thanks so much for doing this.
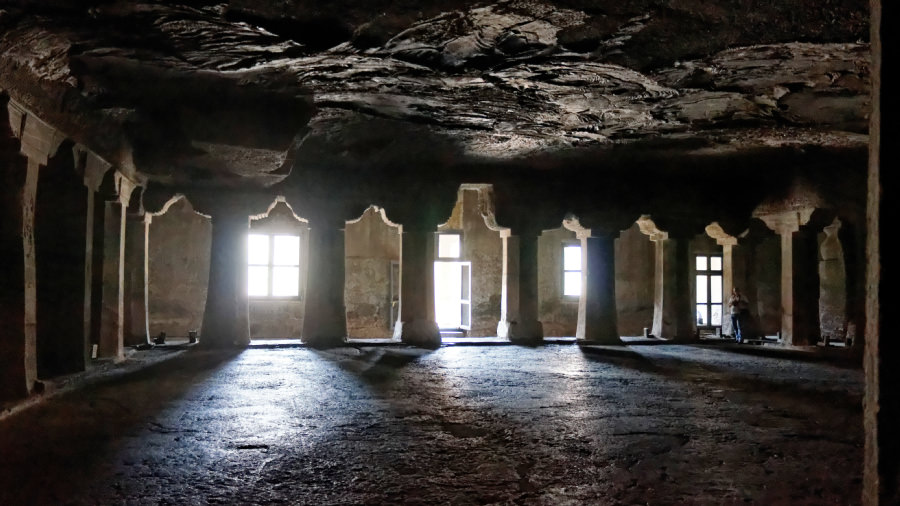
[0,345,863,504]
[0,1,870,189]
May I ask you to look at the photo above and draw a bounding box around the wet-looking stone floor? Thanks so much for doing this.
[0,345,862,505]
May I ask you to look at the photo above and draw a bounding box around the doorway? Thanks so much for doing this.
[434,261,472,332]
[434,232,471,335]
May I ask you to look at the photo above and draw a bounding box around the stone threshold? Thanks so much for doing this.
[247,337,580,348]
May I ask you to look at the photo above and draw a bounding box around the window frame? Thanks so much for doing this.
[694,254,723,329]
[562,240,582,300]
[248,232,303,300]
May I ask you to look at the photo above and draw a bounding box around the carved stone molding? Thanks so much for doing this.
[755,208,815,235]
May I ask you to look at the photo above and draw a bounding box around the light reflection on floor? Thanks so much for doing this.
[0,345,864,505]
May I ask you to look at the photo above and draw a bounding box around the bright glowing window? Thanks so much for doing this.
[438,233,461,259]
[248,234,300,297]
[563,244,582,297]
[695,254,723,327]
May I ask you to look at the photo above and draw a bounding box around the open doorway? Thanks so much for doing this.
[434,232,471,336]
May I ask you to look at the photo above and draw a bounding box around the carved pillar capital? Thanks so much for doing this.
[705,222,739,247]
[73,145,113,193]
[636,215,669,242]
[7,99,65,165]
[756,208,815,236]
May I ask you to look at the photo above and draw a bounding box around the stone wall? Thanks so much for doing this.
[438,188,503,337]
[345,207,400,338]
[754,234,782,336]
[147,197,211,337]
[614,224,655,336]
[538,226,578,337]
[539,223,658,338]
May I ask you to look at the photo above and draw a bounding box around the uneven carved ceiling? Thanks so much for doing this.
[0,0,870,189]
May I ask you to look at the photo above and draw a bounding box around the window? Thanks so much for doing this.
[695,254,723,327]
[248,234,301,297]
[437,233,461,259]
[563,243,582,297]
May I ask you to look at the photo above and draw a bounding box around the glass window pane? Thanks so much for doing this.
[696,304,708,325]
[564,271,582,297]
[710,275,723,303]
[564,245,582,271]
[438,234,461,258]
[710,256,722,271]
[696,256,707,271]
[248,234,270,265]
[696,275,708,303]
[271,266,300,296]
[248,266,269,296]
[273,235,300,266]
[711,304,722,326]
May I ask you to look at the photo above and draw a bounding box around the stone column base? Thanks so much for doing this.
[398,320,441,349]
[577,334,624,345]
[301,334,347,349]
[497,320,513,339]
[508,319,543,345]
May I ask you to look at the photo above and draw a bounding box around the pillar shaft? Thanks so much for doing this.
[651,237,693,340]
[0,157,37,400]
[577,234,621,343]
[98,201,126,359]
[508,232,543,343]
[83,188,98,365]
[497,234,519,338]
[302,225,347,346]
[779,228,821,346]
[720,244,735,336]
[123,216,149,346]
[22,159,39,385]
[865,3,899,501]
[34,161,91,376]
[397,229,441,348]
[200,211,250,347]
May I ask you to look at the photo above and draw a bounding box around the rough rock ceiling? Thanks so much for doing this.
[0,0,870,188]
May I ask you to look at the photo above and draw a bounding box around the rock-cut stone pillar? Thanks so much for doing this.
[97,171,138,360]
[0,100,64,399]
[396,227,442,348]
[124,214,150,346]
[706,223,739,337]
[200,209,251,347]
[638,216,694,341]
[0,156,38,400]
[302,219,348,347]
[759,209,821,346]
[497,232,519,338]
[508,230,543,344]
[577,232,622,344]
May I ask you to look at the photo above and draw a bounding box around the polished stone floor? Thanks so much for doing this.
[0,344,863,505]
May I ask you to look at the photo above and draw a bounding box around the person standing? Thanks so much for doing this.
[729,287,750,343]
